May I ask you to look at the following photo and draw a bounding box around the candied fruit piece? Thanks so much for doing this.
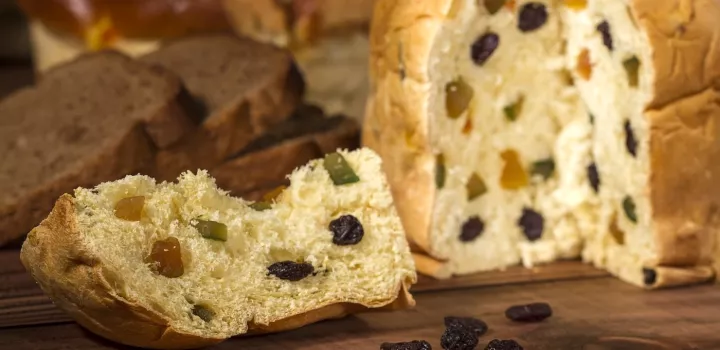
[622,196,637,223]
[623,56,640,87]
[484,0,507,14]
[460,216,485,242]
[624,120,638,157]
[192,219,228,242]
[267,261,314,281]
[587,163,600,193]
[597,20,613,51]
[517,3,548,32]
[250,202,272,211]
[329,214,364,246]
[643,268,656,286]
[505,0,517,11]
[263,185,286,202]
[114,196,145,221]
[192,304,215,322]
[466,173,488,200]
[518,208,544,241]
[462,116,473,134]
[471,32,500,66]
[531,158,554,180]
[500,149,528,190]
[446,78,474,119]
[503,96,524,122]
[576,48,592,80]
[436,154,447,189]
[324,152,360,185]
[146,237,184,278]
[609,216,624,244]
[563,0,587,10]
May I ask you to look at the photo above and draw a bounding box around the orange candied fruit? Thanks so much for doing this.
[114,196,145,221]
[563,0,588,10]
[576,48,593,81]
[146,237,184,278]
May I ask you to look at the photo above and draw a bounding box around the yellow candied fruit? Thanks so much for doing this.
[500,149,528,190]
[609,216,625,244]
[563,0,588,10]
[114,196,145,221]
[576,48,592,81]
[84,16,120,51]
[145,237,184,278]
[445,78,474,119]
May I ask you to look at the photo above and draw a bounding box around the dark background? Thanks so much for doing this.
[0,0,34,98]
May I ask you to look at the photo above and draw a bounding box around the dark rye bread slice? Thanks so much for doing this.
[140,34,306,182]
[210,104,360,200]
[0,50,195,246]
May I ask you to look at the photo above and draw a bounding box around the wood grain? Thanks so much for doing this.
[0,278,718,349]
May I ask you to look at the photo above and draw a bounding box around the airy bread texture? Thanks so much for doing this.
[364,0,720,288]
[20,148,416,349]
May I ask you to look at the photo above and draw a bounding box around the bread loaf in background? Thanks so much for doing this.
[364,0,720,289]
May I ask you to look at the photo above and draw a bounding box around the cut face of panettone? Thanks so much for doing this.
[364,0,720,288]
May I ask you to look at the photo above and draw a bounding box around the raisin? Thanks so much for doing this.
[503,96,524,122]
[324,152,360,185]
[624,120,638,157]
[446,78,474,119]
[587,163,600,193]
[114,196,145,221]
[192,219,228,242]
[623,56,641,87]
[597,20,613,51]
[329,214,364,245]
[500,149,528,190]
[441,325,478,350]
[531,158,554,180]
[146,237,184,278]
[643,268,657,286]
[381,340,433,350]
[518,208,544,241]
[517,3,548,32]
[484,0,506,14]
[267,261,314,281]
[563,0,587,10]
[192,304,215,322]
[576,48,592,80]
[444,316,488,337]
[471,32,500,66]
[622,196,637,223]
[505,302,552,322]
[436,154,447,189]
[485,339,524,350]
[466,173,488,200]
[459,216,485,242]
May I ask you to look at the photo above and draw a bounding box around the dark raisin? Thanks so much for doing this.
[531,158,555,180]
[471,32,500,66]
[517,3,548,32]
[624,120,637,157]
[643,268,657,286]
[596,20,613,51]
[441,325,478,350]
[444,316,488,337]
[505,302,553,322]
[587,163,600,193]
[436,154,447,189]
[381,340,433,350]
[485,339,524,350]
[191,304,215,322]
[329,215,364,245]
[267,261,314,281]
[460,216,485,243]
[622,196,637,223]
[517,208,544,241]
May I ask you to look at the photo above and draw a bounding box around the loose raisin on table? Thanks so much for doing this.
[518,208,544,241]
[460,216,485,243]
[436,154,447,189]
[146,237,184,278]
[531,158,555,180]
[329,214,364,246]
[622,196,637,223]
[446,78,474,119]
[324,152,360,185]
[505,302,553,322]
[466,173,488,200]
[267,261,314,281]
[643,268,657,286]
[114,196,145,221]
[623,56,641,87]
[441,325,478,350]
[587,163,600,193]
[576,48,592,80]
[485,339,524,350]
[471,32,500,66]
[500,149,528,190]
[517,3,548,32]
[503,96,524,122]
[381,340,433,350]
[192,304,215,322]
[444,316,488,337]
[597,20,613,51]
[484,0,507,14]
[624,120,638,157]
[192,219,228,242]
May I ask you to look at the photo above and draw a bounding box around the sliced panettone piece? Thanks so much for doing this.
[364,0,720,288]
[20,148,417,349]
[140,34,306,182]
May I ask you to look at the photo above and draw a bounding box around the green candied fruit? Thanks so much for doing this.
[485,0,507,14]
[436,154,447,189]
[445,78,474,119]
[192,219,228,242]
[623,56,641,88]
[466,173,488,201]
[503,96,525,122]
[622,196,638,223]
[192,304,215,322]
[531,158,555,180]
[323,152,360,185]
[250,202,272,211]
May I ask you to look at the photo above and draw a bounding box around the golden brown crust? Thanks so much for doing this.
[412,253,452,280]
[647,266,716,289]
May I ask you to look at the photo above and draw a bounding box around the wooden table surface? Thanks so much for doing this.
[1,249,720,349]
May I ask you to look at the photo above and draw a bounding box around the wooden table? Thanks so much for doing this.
[1,248,719,350]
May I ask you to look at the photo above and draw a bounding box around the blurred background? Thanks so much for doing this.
[0,0,34,98]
